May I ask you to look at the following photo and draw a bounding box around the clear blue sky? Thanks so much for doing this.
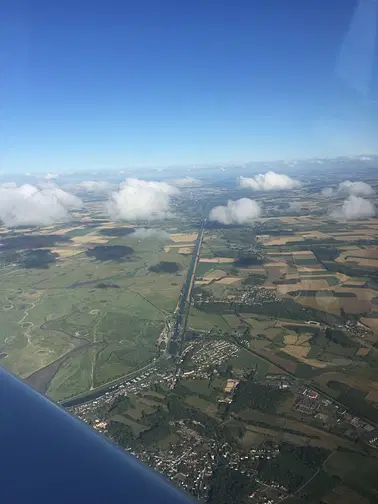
[1,0,377,173]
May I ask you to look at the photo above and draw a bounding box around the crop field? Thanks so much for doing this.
[190,213,378,393]
[313,371,378,397]
[0,220,191,400]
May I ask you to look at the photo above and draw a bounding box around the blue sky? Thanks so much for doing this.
[1,0,377,173]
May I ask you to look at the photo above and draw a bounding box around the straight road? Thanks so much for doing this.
[168,219,206,355]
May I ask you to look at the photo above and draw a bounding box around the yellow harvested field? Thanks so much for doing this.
[335,273,351,283]
[199,257,235,263]
[335,248,362,263]
[97,223,134,228]
[51,226,86,235]
[357,258,378,267]
[265,262,288,267]
[260,236,304,246]
[343,280,366,286]
[280,347,329,368]
[178,247,194,254]
[282,345,309,358]
[263,284,277,290]
[267,252,292,256]
[164,244,192,249]
[216,276,240,285]
[291,250,316,257]
[279,321,312,328]
[337,245,361,250]
[356,347,370,357]
[331,229,378,236]
[296,279,329,290]
[276,217,301,224]
[296,296,340,313]
[204,269,227,280]
[284,334,298,345]
[297,334,312,345]
[49,248,83,258]
[299,273,337,278]
[277,284,299,295]
[301,231,330,239]
[360,317,378,334]
[285,273,300,279]
[195,280,211,285]
[333,234,374,241]
[71,234,109,244]
[366,390,378,403]
[169,232,197,243]
[296,265,326,272]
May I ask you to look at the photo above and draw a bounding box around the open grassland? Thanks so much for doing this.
[314,371,378,397]
[323,451,378,503]
[0,223,191,400]
[238,409,361,451]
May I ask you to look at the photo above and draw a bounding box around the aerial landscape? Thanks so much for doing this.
[1,156,378,503]
[2,0,378,502]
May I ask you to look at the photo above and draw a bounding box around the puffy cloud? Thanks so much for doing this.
[0,182,17,189]
[170,177,201,187]
[43,173,59,180]
[131,228,170,240]
[338,180,375,197]
[48,186,83,208]
[74,181,114,193]
[209,198,262,225]
[330,195,376,221]
[239,172,301,191]
[288,201,302,213]
[321,187,335,197]
[107,178,178,221]
[322,180,375,198]
[0,184,83,227]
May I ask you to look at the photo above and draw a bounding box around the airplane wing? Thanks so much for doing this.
[0,367,196,503]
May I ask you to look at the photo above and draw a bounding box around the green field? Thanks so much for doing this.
[323,451,378,502]
[0,225,191,400]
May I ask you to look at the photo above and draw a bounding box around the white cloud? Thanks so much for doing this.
[330,195,376,221]
[0,182,17,189]
[288,201,302,213]
[209,198,262,225]
[239,172,301,191]
[321,187,335,197]
[338,180,375,197]
[43,173,59,180]
[107,178,178,221]
[170,177,201,187]
[131,228,170,240]
[0,184,83,227]
[74,181,114,193]
[322,180,375,198]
